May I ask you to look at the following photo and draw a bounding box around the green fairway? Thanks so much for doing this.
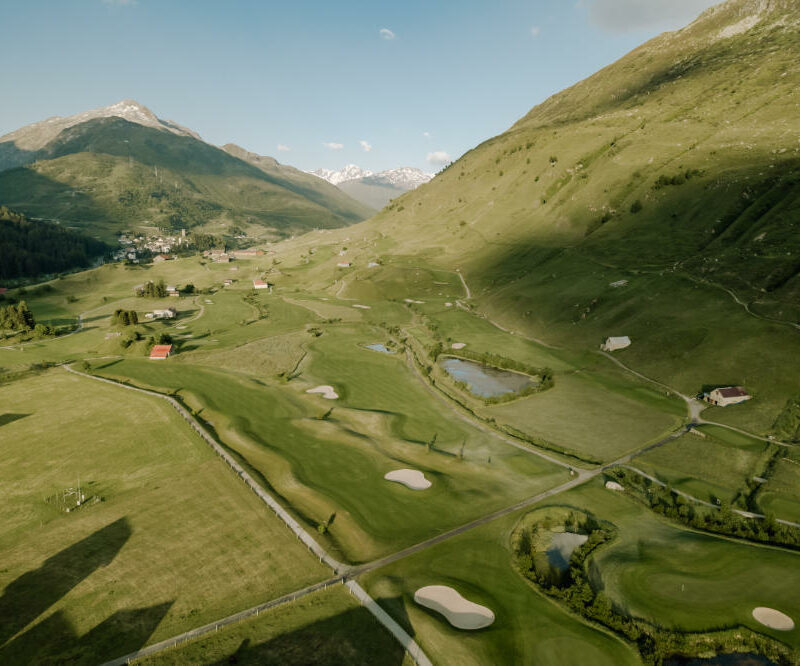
[138,587,413,666]
[0,370,327,665]
[541,482,800,650]
[93,354,568,563]
[360,512,640,666]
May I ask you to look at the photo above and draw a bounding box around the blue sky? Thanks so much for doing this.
[1,0,719,172]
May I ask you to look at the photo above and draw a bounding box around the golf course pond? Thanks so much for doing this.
[439,357,535,398]
[546,532,588,570]
[365,343,394,354]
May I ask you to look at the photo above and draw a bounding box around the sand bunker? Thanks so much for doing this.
[414,586,495,630]
[605,481,624,491]
[404,298,425,304]
[445,302,453,307]
[752,607,795,631]
[384,469,431,490]
[306,385,338,400]
[451,342,466,350]
[352,304,371,309]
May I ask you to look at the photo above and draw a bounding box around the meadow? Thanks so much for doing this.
[0,370,327,665]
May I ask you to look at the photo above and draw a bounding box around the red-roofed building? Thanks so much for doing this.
[253,279,271,290]
[149,344,173,360]
[705,386,751,407]
[0,287,7,295]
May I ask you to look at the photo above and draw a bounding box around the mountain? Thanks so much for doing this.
[310,165,433,208]
[305,0,800,433]
[0,101,373,240]
[310,164,373,186]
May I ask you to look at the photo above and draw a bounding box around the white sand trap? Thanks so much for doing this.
[204,299,213,304]
[752,607,795,631]
[414,586,495,630]
[353,304,371,309]
[175,325,187,329]
[605,481,624,491]
[404,298,425,304]
[451,342,466,350]
[445,302,453,307]
[306,385,338,400]
[384,469,431,490]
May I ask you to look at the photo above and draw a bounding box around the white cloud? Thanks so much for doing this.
[584,0,719,33]
[322,142,344,150]
[379,28,396,40]
[427,151,451,166]
[359,140,373,152]
[423,131,431,138]
[277,144,290,152]
[530,25,541,37]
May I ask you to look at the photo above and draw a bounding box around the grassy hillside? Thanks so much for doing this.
[277,0,800,435]
[0,117,372,241]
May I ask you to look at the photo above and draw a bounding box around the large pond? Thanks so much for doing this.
[439,357,535,398]
[546,532,588,570]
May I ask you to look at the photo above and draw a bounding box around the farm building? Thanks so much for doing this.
[253,279,271,290]
[601,336,631,352]
[166,285,179,297]
[223,279,234,286]
[705,386,752,407]
[232,249,264,257]
[214,254,231,263]
[337,261,352,268]
[153,254,172,263]
[149,344,173,360]
[145,308,177,320]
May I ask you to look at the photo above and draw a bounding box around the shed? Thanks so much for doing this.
[601,336,631,352]
[149,344,173,360]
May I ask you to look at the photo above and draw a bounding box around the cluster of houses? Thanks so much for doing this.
[113,230,189,263]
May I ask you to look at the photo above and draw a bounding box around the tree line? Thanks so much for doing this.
[0,205,109,279]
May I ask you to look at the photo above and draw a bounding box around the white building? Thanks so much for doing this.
[705,386,752,407]
[146,308,177,320]
[602,336,631,352]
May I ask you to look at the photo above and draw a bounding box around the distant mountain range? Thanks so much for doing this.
[0,100,374,241]
[310,165,433,209]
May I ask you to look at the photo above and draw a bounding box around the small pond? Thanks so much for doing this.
[665,654,775,666]
[365,343,394,354]
[546,532,588,570]
[439,357,535,398]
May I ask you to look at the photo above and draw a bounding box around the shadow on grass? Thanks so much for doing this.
[207,600,409,666]
[0,601,173,665]
[0,413,30,427]
[0,517,132,646]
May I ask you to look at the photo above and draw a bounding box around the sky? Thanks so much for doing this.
[0,0,720,173]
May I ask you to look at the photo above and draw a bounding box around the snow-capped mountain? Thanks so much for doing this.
[366,166,433,190]
[310,164,373,186]
[0,99,199,158]
[310,165,434,209]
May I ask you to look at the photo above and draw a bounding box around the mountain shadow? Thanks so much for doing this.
[0,601,173,665]
[0,517,132,646]
[207,598,410,666]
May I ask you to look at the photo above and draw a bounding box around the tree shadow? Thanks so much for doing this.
[207,600,409,666]
[0,413,30,428]
[0,517,132,646]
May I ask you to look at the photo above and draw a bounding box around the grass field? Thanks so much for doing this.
[0,370,327,665]
[139,587,413,666]
[633,427,769,504]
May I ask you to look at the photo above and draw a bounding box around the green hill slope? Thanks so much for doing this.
[290,0,800,433]
[0,115,372,241]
